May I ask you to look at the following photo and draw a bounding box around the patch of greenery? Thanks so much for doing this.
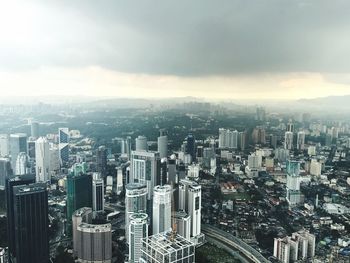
[196,243,241,263]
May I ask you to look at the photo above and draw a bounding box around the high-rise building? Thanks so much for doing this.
[0,134,9,157]
[157,129,168,159]
[66,167,92,233]
[58,128,69,165]
[49,144,60,176]
[186,133,196,162]
[139,231,195,263]
[245,153,262,178]
[273,237,290,263]
[238,131,246,150]
[129,213,148,263]
[286,160,302,207]
[6,176,35,261]
[0,158,12,190]
[72,207,112,263]
[96,145,108,177]
[125,183,148,243]
[15,152,29,176]
[256,107,266,121]
[284,131,294,150]
[92,173,104,212]
[218,129,239,149]
[9,133,27,172]
[297,131,305,150]
[27,138,36,160]
[11,183,49,263]
[175,210,191,241]
[178,179,202,243]
[287,122,294,133]
[310,159,322,176]
[136,136,148,151]
[130,151,160,199]
[270,134,278,149]
[35,137,50,182]
[252,127,266,144]
[30,121,40,138]
[152,184,172,235]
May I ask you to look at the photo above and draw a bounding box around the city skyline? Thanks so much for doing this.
[1,0,350,99]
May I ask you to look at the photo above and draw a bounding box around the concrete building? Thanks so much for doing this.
[296,131,305,150]
[139,231,195,263]
[130,151,160,199]
[72,207,112,263]
[35,137,50,183]
[92,173,104,212]
[125,183,148,243]
[157,129,168,159]
[129,213,148,263]
[136,136,148,151]
[58,128,69,165]
[152,185,172,235]
[175,210,191,241]
[10,133,27,173]
[284,131,293,150]
[0,134,9,157]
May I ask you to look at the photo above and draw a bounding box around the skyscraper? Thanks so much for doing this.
[66,167,92,233]
[15,152,29,176]
[0,158,12,190]
[297,131,305,150]
[0,134,9,157]
[136,136,148,151]
[284,131,294,150]
[178,179,203,243]
[129,213,148,263]
[11,183,49,263]
[72,207,112,263]
[96,145,108,177]
[175,210,191,241]
[92,173,104,212]
[27,138,36,160]
[30,121,40,138]
[157,129,168,159]
[58,128,69,165]
[35,137,50,182]
[152,184,172,235]
[9,133,27,172]
[140,231,195,263]
[218,129,238,149]
[286,160,302,207]
[6,176,35,262]
[186,133,196,162]
[125,183,148,243]
[130,150,161,199]
[252,127,266,144]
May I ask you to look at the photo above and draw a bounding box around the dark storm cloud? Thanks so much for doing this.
[2,0,350,75]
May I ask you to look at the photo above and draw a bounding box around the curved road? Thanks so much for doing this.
[202,225,271,263]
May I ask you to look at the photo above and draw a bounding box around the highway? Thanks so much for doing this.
[202,225,271,263]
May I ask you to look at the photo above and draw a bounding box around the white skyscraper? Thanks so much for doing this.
[274,237,290,263]
[284,131,294,150]
[131,151,160,199]
[35,137,50,182]
[286,160,302,206]
[129,213,148,263]
[10,133,27,172]
[0,134,9,157]
[157,129,168,159]
[152,184,172,235]
[92,173,104,212]
[178,179,204,244]
[135,136,148,151]
[175,210,191,241]
[15,152,29,175]
[297,131,305,150]
[125,183,148,243]
[218,128,238,149]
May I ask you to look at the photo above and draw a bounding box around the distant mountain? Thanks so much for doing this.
[296,95,350,110]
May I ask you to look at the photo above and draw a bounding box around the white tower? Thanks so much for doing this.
[15,152,29,175]
[92,173,104,212]
[35,137,50,182]
[157,129,168,159]
[152,184,172,235]
[297,131,305,150]
[129,213,148,263]
[135,136,148,151]
[284,131,294,150]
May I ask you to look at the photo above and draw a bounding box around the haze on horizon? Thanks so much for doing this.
[1,0,350,100]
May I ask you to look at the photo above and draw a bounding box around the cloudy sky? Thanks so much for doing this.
[1,0,350,100]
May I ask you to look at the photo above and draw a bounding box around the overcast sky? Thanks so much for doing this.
[1,0,350,100]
